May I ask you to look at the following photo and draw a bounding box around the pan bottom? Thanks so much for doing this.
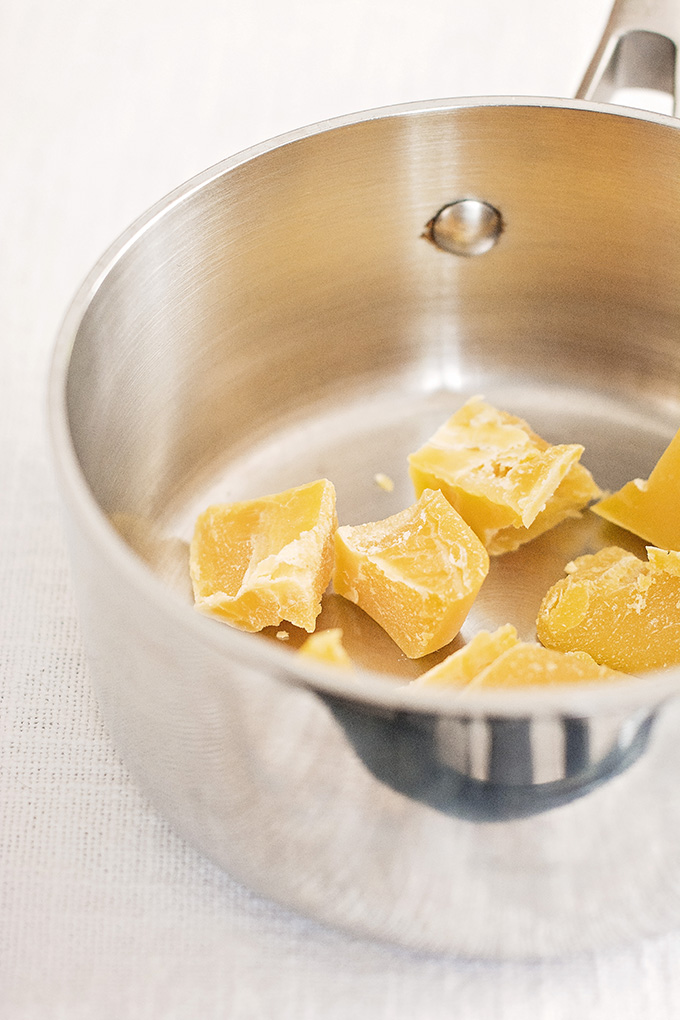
[118,375,676,682]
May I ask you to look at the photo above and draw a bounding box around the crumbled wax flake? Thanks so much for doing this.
[190,478,337,633]
[536,545,680,672]
[592,426,680,549]
[299,628,353,669]
[374,472,395,492]
[408,396,600,554]
[333,488,489,658]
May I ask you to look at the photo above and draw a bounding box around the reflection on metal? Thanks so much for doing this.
[323,695,656,821]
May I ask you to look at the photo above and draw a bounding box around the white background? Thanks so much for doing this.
[6,0,680,1015]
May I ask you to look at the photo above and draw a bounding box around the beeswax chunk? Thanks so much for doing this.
[299,628,353,669]
[591,427,680,549]
[536,545,680,672]
[412,625,519,687]
[333,488,489,658]
[647,547,680,576]
[408,397,600,554]
[190,478,337,633]
[469,643,625,687]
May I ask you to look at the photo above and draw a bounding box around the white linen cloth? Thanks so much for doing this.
[4,0,680,1014]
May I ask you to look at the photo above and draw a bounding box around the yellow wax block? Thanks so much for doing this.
[469,643,625,688]
[536,545,680,672]
[647,547,680,576]
[412,625,519,688]
[487,462,601,555]
[299,628,353,669]
[591,427,680,549]
[190,478,337,633]
[333,488,489,659]
[408,397,600,555]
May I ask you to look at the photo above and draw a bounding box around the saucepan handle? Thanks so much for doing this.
[576,0,680,114]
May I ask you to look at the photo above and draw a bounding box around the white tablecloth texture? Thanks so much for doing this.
[5,0,680,1015]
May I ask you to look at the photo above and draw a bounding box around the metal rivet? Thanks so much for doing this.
[425,199,503,256]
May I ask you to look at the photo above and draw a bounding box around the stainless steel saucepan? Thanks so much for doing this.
[49,0,680,959]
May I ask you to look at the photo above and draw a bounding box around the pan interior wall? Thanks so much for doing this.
[65,103,680,546]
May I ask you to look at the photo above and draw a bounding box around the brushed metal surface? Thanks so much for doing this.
[48,20,680,956]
